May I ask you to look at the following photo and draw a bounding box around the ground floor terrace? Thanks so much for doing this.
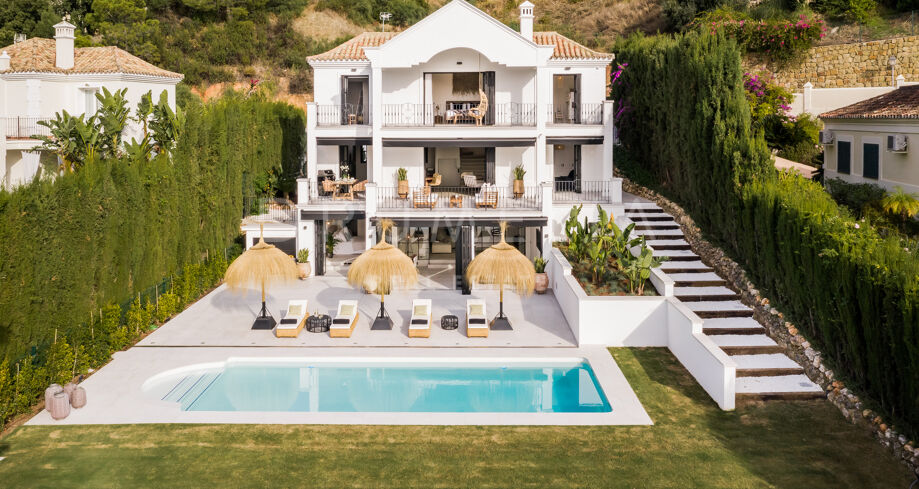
[3,348,913,487]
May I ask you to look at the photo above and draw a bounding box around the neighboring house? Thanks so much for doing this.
[0,20,183,189]
[268,0,620,289]
[820,85,919,194]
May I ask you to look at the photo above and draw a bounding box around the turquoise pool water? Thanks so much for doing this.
[160,360,611,413]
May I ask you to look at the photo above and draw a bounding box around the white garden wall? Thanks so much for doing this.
[547,248,737,410]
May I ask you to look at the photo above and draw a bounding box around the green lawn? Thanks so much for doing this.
[0,348,912,488]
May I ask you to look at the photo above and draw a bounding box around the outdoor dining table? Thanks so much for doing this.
[332,179,357,200]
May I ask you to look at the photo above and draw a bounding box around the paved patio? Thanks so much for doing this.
[137,275,577,348]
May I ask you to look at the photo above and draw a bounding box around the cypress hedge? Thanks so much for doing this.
[614,32,919,436]
[0,94,305,425]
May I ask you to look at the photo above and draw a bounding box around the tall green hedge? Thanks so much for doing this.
[614,32,919,435]
[0,94,305,362]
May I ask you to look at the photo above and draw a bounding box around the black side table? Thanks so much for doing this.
[441,315,459,330]
[306,314,331,333]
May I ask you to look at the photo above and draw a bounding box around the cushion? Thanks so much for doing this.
[411,319,428,325]
[339,304,355,317]
[279,318,298,325]
[469,318,487,325]
[413,305,428,316]
[287,305,303,317]
[332,318,351,325]
[468,304,484,316]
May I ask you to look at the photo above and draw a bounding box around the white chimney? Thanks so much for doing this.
[519,1,534,41]
[53,20,76,70]
[0,51,10,71]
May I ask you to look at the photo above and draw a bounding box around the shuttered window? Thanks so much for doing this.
[863,143,879,180]
[837,140,851,174]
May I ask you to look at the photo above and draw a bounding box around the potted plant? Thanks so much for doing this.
[326,232,341,258]
[512,164,526,198]
[339,163,351,180]
[397,167,409,198]
[296,248,311,279]
[534,256,548,294]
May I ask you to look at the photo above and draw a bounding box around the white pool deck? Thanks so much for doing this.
[137,276,577,348]
[27,346,652,426]
[26,276,654,426]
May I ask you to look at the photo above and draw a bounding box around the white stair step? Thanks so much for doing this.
[732,354,802,371]
[652,249,698,259]
[702,317,763,332]
[709,334,778,348]
[736,375,823,394]
[624,203,662,211]
[628,213,675,219]
[674,286,736,296]
[661,260,712,271]
[668,272,724,283]
[636,220,679,227]
[646,239,688,247]
[685,301,752,313]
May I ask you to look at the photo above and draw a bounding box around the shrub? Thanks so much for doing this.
[694,11,827,61]
[825,178,886,217]
[812,0,878,23]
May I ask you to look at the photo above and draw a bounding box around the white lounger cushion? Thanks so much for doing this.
[410,300,432,330]
[277,300,307,330]
[331,301,358,329]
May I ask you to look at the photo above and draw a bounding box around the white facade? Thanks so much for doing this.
[0,22,182,188]
[295,0,621,283]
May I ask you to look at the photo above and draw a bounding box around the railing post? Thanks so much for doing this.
[540,182,552,216]
[296,178,309,205]
[365,182,378,217]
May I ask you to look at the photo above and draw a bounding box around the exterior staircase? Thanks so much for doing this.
[625,202,823,401]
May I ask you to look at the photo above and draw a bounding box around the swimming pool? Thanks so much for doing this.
[145,358,612,413]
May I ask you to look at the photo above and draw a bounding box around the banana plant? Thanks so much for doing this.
[619,245,666,295]
[564,204,591,262]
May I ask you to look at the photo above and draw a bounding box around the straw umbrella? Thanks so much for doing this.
[347,219,418,330]
[465,222,535,330]
[224,223,299,330]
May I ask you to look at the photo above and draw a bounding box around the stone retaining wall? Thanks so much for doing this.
[617,172,919,474]
[749,36,919,89]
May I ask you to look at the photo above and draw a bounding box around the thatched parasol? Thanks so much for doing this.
[347,219,418,330]
[224,223,299,330]
[465,222,535,330]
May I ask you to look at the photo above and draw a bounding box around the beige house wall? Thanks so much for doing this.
[823,119,919,194]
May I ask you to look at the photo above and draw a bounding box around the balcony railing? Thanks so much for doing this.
[316,104,370,127]
[242,197,297,223]
[382,103,537,127]
[553,180,613,203]
[547,103,604,125]
[304,178,367,203]
[377,185,541,210]
[3,117,51,139]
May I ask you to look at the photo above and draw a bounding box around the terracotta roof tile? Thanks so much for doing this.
[0,38,183,79]
[821,86,919,119]
[307,31,612,62]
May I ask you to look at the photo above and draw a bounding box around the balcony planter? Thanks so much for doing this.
[513,179,525,199]
[512,164,526,199]
[397,167,409,199]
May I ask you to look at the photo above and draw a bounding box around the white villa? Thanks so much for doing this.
[267,0,621,290]
[0,20,183,189]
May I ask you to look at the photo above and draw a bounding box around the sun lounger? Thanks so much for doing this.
[275,300,308,338]
[466,299,488,338]
[330,300,359,338]
[409,299,432,338]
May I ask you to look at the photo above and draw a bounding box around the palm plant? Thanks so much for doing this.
[35,111,101,172]
[619,246,665,295]
[512,164,526,180]
[881,187,919,221]
[94,87,130,156]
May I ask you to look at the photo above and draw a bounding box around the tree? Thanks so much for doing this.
[881,187,919,221]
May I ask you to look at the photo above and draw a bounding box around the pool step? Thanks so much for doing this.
[162,372,221,407]
[736,375,824,400]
